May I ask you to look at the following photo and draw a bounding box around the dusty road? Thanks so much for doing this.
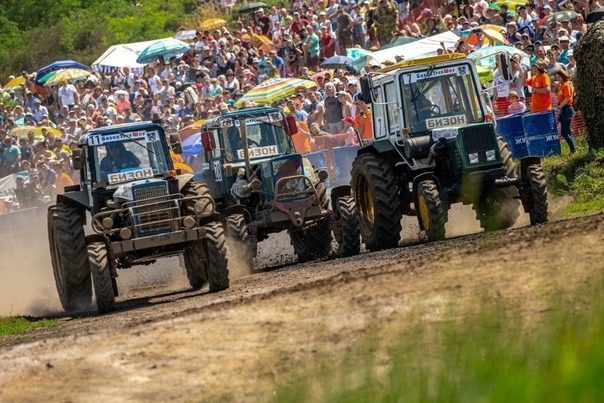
[0,205,602,402]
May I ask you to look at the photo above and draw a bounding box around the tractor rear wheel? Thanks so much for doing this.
[351,153,402,251]
[337,196,361,257]
[88,242,115,314]
[416,180,447,242]
[473,138,520,232]
[226,214,256,273]
[527,164,548,225]
[289,182,333,262]
[48,204,92,312]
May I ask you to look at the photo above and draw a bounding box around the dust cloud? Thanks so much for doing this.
[0,215,62,317]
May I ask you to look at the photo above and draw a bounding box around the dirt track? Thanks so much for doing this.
[0,206,603,402]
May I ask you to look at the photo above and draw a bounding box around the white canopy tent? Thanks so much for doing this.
[366,32,461,66]
[92,39,161,74]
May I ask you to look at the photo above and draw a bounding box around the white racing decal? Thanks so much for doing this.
[88,130,148,146]
[237,145,279,159]
[426,114,466,129]
[108,168,154,184]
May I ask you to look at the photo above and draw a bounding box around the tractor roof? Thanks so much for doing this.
[375,52,469,76]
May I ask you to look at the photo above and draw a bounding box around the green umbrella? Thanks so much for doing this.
[346,48,372,61]
[379,36,419,51]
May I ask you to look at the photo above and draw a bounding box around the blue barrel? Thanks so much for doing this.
[522,110,561,157]
[332,146,360,187]
[495,113,528,159]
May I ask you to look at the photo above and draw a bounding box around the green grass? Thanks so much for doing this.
[0,316,59,337]
[271,276,604,402]
[542,138,604,216]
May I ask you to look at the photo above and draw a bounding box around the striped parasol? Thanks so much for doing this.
[234,78,317,107]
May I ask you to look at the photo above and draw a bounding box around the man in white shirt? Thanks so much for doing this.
[58,79,79,109]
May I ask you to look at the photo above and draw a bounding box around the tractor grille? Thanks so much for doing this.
[131,183,175,236]
[460,124,498,164]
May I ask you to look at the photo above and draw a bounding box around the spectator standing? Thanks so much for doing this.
[52,161,74,194]
[555,69,576,153]
[507,91,527,114]
[374,0,399,47]
[2,136,21,173]
[323,84,343,134]
[336,5,354,56]
[302,26,321,72]
[526,59,552,113]
[58,79,79,109]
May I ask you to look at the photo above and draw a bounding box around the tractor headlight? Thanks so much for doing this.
[468,153,479,164]
[486,150,497,162]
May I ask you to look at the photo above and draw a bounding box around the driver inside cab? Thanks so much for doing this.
[407,86,438,126]
[100,141,141,179]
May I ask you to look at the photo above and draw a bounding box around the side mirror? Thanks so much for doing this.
[284,116,298,136]
[499,53,512,81]
[169,133,183,154]
[360,76,373,104]
[72,148,84,170]
[201,131,216,151]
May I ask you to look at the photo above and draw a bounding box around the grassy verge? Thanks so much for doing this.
[271,273,604,402]
[542,138,604,216]
[0,317,59,338]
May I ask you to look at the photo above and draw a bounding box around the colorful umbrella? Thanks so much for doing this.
[200,18,228,32]
[237,2,267,14]
[35,60,89,85]
[178,119,206,140]
[10,125,62,139]
[321,55,354,69]
[346,48,372,62]
[41,68,90,85]
[136,38,190,64]
[234,78,316,107]
[3,76,26,90]
[546,10,577,24]
[250,34,274,50]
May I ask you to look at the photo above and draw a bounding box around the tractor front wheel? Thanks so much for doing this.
[337,196,361,257]
[416,180,447,242]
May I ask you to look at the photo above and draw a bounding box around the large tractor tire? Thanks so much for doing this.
[416,180,447,242]
[87,242,116,314]
[184,222,230,292]
[226,214,256,273]
[47,204,92,312]
[526,164,548,225]
[351,153,402,251]
[473,138,520,232]
[182,181,214,217]
[337,196,361,257]
[289,182,333,262]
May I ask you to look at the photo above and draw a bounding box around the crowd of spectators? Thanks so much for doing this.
[1,0,601,213]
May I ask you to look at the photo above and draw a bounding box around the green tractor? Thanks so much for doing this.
[353,53,548,251]
[48,122,229,314]
[195,107,360,270]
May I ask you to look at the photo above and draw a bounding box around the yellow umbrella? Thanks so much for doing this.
[3,76,26,90]
[9,125,62,139]
[200,18,228,31]
[44,68,90,86]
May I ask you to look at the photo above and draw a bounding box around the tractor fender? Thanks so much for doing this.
[192,171,223,200]
[175,173,195,191]
[519,156,542,182]
[411,172,440,231]
[357,139,396,156]
[57,190,91,212]
[330,184,352,216]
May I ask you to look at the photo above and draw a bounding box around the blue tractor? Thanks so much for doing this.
[196,107,360,269]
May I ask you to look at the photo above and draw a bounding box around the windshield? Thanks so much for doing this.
[401,64,485,134]
[220,115,292,162]
[89,130,171,184]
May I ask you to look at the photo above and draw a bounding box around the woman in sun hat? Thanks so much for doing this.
[526,59,552,113]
